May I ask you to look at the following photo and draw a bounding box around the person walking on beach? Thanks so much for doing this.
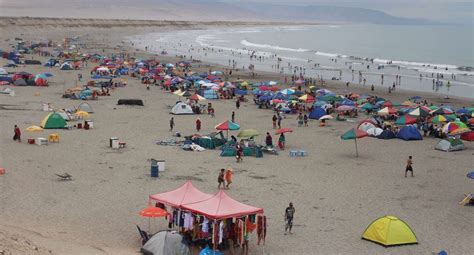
[169,117,174,132]
[272,115,277,129]
[371,84,374,91]
[231,111,235,123]
[218,168,225,189]
[195,118,201,132]
[265,132,273,147]
[235,99,240,109]
[13,125,21,142]
[297,113,304,127]
[405,156,414,177]
[278,133,286,150]
[277,114,282,129]
[285,202,295,234]
[224,168,233,189]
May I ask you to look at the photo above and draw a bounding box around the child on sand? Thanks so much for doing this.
[405,156,414,177]
[225,168,233,189]
[218,169,225,189]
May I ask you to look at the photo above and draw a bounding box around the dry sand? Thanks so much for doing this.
[0,19,473,255]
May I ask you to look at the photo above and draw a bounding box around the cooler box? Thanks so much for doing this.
[151,165,159,177]
[156,160,165,172]
[110,137,119,149]
[35,138,48,146]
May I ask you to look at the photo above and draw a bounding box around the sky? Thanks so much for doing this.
[227,0,474,24]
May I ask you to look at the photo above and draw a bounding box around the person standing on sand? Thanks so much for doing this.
[304,114,308,127]
[272,115,277,129]
[265,132,273,147]
[285,202,295,234]
[277,114,282,129]
[13,125,21,142]
[235,99,240,109]
[405,156,414,177]
[231,111,235,123]
[218,169,225,189]
[371,84,374,91]
[297,113,304,127]
[169,117,174,132]
[224,168,233,189]
[278,133,286,150]
[195,118,201,132]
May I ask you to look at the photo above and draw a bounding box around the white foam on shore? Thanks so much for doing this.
[241,40,310,52]
[315,51,347,58]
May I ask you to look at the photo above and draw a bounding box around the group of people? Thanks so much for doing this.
[217,168,233,189]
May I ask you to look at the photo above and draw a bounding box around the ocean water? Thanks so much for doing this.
[129,24,474,98]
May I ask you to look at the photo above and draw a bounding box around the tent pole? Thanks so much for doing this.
[355,138,359,157]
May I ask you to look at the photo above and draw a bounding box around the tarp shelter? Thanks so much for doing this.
[149,181,213,208]
[362,215,418,247]
[181,190,263,220]
[40,112,67,129]
[435,138,465,152]
[170,102,193,115]
[78,102,93,113]
[377,129,396,139]
[461,131,474,141]
[309,107,326,120]
[117,99,144,106]
[141,231,191,255]
[397,125,422,141]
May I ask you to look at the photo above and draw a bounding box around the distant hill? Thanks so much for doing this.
[0,0,434,25]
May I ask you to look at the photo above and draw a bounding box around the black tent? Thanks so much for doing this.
[377,129,396,139]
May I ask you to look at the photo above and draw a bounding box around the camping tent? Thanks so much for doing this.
[150,181,213,208]
[377,129,396,139]
[461,131,474,141]
[60,62,73,70]
[202,89,218,99]
[40,112,67,129]
[362,215,418,247]
[435,138,465,152]
[308,107,326,120]
[57,111,72,121]
[141,231,191,255]
[78,102,93,113]
[366,127,383,137]
[170,102,193,115]
[358,121,378,132]
[181,190,263,220]
[397,125,422,141]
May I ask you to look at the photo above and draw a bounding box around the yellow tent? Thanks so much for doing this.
[362,216,418,247]
[75,111,90,118]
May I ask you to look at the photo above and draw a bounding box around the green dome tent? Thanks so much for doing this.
[40,112,67,129]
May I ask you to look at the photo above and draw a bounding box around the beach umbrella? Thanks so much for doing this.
[299,94,315,103]
[189,94,206,101]
[442,121,468,134]
[215,120,240,138]
[444,114,457,121]
[180,91,192,97]
[237,129,260,138]
[280,88,295,95]
[378,107,397,116]
[431,115,447,124]
[75,111,90,118]
[25,125,43,132]
[449,127,471,136]
[139,206,169,233]
[401,100,413,106]
[321,95,342,102]
[431,107,454,115]
[42,73,53,77]
[408,107,429,117]
[275,128,293,134]
[319,115,333,120]
[341,128,368,157]
[467,172,474,179]
[172,89,182,95]
[336,105,355,112]
[456,108,471,115]
[210,71,224,75]
[395,115,417,125]
[360,103,377,111]
[294,79,305,85]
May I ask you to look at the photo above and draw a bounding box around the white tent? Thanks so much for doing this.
[78,102,93,113]
[0,68,8,75]
[366,127,383,137]
[170,102,193,115]
[435,139,465,152]
[60,62,73,70]
[141,231,190,255]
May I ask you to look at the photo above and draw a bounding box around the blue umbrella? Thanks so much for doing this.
[467,172,474,179]
[42,72,54,77]
[456,108,470,115]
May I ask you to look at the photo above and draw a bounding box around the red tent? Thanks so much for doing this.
[461,131,474,141]
[149,181,213,208]
[181,190,264,220]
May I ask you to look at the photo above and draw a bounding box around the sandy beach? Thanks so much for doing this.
[0,18,473,255]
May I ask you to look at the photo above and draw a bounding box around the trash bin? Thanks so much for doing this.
[151,164,159,177]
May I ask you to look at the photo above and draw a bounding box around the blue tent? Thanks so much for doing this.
[341,99,356,106]
[235,89,248,95]
[397,125,422,141]
[309,107,326,120]
[377,129,396,139]
[199,247,223,255]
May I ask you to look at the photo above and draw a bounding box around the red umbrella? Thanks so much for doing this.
[275,128,293,134]
[139,206,169,233]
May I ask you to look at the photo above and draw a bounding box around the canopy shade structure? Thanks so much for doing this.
[181,190,263,220]
[149,181,213,208]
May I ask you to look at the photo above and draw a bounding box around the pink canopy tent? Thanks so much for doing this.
[149,181,213,208]
[181,190,264,220]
